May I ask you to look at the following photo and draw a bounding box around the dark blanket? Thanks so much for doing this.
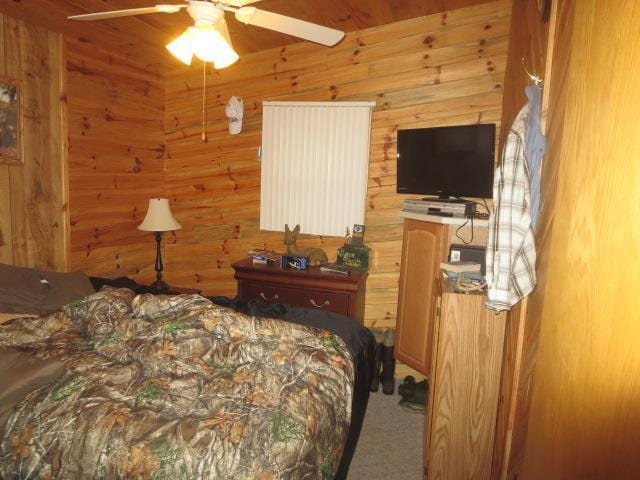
[209,297,377,480]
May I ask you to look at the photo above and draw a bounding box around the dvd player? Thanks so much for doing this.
[403,198,476,217]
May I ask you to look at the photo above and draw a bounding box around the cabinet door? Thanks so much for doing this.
[426,292,506,480]
[423,293,442,480]
[395,219,447,375]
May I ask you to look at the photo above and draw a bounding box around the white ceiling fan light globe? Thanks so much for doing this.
[213,19,240,69]
[166,28,195,65]
[189,24,239,69]
[191,25,218,62]
[212,44,240,69]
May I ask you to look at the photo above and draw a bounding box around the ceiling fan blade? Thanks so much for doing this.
[222,0,262,6]
[68,4,186,21]
[234,7,345,47]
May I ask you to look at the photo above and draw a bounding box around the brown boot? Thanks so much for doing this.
[370,340,383,392]
[380,328,396,395]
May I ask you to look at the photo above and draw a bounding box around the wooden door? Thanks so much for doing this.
[516,1,640,478]
[395,219,448,375]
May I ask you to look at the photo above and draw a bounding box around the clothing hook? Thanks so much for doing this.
[522,57,543,87]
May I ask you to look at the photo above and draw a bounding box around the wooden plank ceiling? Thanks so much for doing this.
[0,0,495,69]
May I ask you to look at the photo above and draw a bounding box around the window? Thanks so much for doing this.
[260,101,375,237]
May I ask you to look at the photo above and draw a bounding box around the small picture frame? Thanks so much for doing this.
[351,224,366,247]
[0,77,22,165]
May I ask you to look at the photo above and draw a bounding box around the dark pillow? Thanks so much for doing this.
[89,276,140,292]
[39,270,96,314]
[0,263,47,315]
[0,263,95,316]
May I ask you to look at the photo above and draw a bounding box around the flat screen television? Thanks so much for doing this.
[396,124,496,199]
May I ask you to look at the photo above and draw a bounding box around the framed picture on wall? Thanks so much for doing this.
[0,77,22,165]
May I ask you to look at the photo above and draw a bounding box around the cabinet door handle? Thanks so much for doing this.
[310,299,330,308]
[260,293,279,301]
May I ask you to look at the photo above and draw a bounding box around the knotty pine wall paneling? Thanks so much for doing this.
[0,13,67,270]
[164,0,511,328]
[66,37,166,281]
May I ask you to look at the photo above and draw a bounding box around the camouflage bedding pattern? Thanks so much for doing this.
[0,288,354,479]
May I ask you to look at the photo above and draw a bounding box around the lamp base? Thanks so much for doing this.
[148,280,169,293]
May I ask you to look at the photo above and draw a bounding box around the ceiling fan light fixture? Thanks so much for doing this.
[166,22,239,69]
[71,1,346,64]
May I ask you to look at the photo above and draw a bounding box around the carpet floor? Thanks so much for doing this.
[348,390,424,479]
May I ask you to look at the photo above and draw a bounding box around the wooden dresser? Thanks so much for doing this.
[231,258,367,323]
[393,212,505,480]
[395,212,489,376]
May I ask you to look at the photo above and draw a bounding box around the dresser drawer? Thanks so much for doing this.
[241,281,350,316]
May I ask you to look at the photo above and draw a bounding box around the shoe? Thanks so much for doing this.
[401,379,429,404]
[398,375,416,399]
[380,328,396,395]
[409,379,429,405]
[399,398,426,415]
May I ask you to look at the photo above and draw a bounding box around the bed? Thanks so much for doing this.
[0,264,375,479]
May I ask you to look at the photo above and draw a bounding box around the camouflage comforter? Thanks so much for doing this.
[0,287,354,479]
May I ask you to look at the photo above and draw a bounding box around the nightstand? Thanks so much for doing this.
[232,258,367,323]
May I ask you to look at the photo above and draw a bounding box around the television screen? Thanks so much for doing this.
[396,124,496,199]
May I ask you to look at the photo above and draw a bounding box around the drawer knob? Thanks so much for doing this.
[260,292,279,301]
[310,299,330,308]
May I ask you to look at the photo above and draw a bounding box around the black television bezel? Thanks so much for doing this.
[396,123,496,199]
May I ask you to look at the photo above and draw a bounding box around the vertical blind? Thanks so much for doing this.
[260,101,375,237]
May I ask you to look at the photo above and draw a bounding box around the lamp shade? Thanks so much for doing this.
[138,198,182,232]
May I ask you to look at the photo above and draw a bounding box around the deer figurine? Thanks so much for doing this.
[283,224,328,266]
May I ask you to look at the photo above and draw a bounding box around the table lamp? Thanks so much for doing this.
[138,198,182,292]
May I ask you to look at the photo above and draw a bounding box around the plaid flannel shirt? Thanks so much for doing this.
[485,105,537,312]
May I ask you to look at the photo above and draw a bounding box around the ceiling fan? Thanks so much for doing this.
[68,0,345,68]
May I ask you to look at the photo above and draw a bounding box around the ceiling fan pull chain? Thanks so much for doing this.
[202,60,208,142]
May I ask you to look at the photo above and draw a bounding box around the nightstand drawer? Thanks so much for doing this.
[241,281,350,316]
